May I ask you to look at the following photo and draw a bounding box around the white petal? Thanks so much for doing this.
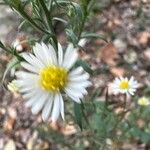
[42,94,53,121]
[67,83,88,95]
[41,43,54,65]
[15,71,38,79]
[66,92,81,103]
[63,43,78,69]
[25,90,44,107]
[65,87,83,98]
[22,89,39,99]
[22,53,44,69]
[51,94,60,122]
[21,62,39,73]
[114,78,121,85]
[69,67,84,77]
[59,94,65,120]
[129,76,134,83]
[69,73,89,82]
[33,43,57,66]
[58,43,63,66]
[16,79,37,89]
[48,44,57,65]
[31,92,49,114]
[33,44,45,65]
[20,86,35,93]
[68,80,92,88]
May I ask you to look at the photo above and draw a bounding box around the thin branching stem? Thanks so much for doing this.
[38,0,58,50]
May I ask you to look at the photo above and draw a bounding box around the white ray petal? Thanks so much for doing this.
[66,83,88,95]
[22,89,40,99]
[25,90,44,107]
[68,86,88,95]
[31,92,49,114]
[48,44,57,65]
[58,43,63,66]
[33,44,46,65]
[22,53,44,69]
[21,62,39,73]
[42,94,53,121]
[41,43,53,65]
[69,73,89,82]
[19,86,35,93]
[65,91,81,103]
[51,94,60,122]
[68,80,92,88]
[16,79,37,88]
[59,94,64,120]
[69,67,84,77]
[15,71,38,79]
[63,43,78,69]
[65,87,83,98]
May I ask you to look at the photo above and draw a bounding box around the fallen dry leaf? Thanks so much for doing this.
[137,119,145,129]
[3,117,15,131]
[3,108,17,131]
[137,31,150,45]
[110,67,126,77]
[61,124,77,136]
[144,48,150,61]
[49,122,76,135]
[99,43,119,66]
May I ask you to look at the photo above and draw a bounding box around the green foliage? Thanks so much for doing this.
[75,59,93,75]
[74,102,83,130]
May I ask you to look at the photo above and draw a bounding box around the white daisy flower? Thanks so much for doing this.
[15,42,91,122]
[138,97,150,106]
[111,76,138,96]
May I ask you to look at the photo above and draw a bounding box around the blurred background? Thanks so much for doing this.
[0,0,150,149]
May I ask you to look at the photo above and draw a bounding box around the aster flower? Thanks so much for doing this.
[111,76,138,96]
[15,43,91,122]
[138,97,150,106]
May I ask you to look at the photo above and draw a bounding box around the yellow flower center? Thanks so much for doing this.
[138,97,149,106]
[39,66,68,92]
[119,81,129,89]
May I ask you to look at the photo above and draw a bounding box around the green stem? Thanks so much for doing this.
[0,42,24,61]
[16,7,53,35]
[77,1,89,43]
[38,0,58,50]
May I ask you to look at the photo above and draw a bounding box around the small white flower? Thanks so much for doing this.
[138,97,150,106]
[15,42,91,122]
[111,76,138,95]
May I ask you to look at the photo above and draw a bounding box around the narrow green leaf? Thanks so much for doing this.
[75,59,93,75]
[66,29,78,45]
[81,33,108,42]
[74,102,82,130]
[2,58,20,87]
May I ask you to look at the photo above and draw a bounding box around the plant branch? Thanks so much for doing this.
[38,0,58,49]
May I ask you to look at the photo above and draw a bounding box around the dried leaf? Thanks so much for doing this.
[100,43,119,66]
[3,117,15,131]
[137,31,150,45]
[3,108,16,131]
[61,124,77,136]
[50,122,76,135]
[144,49,150,61]
[110,67,126,77]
